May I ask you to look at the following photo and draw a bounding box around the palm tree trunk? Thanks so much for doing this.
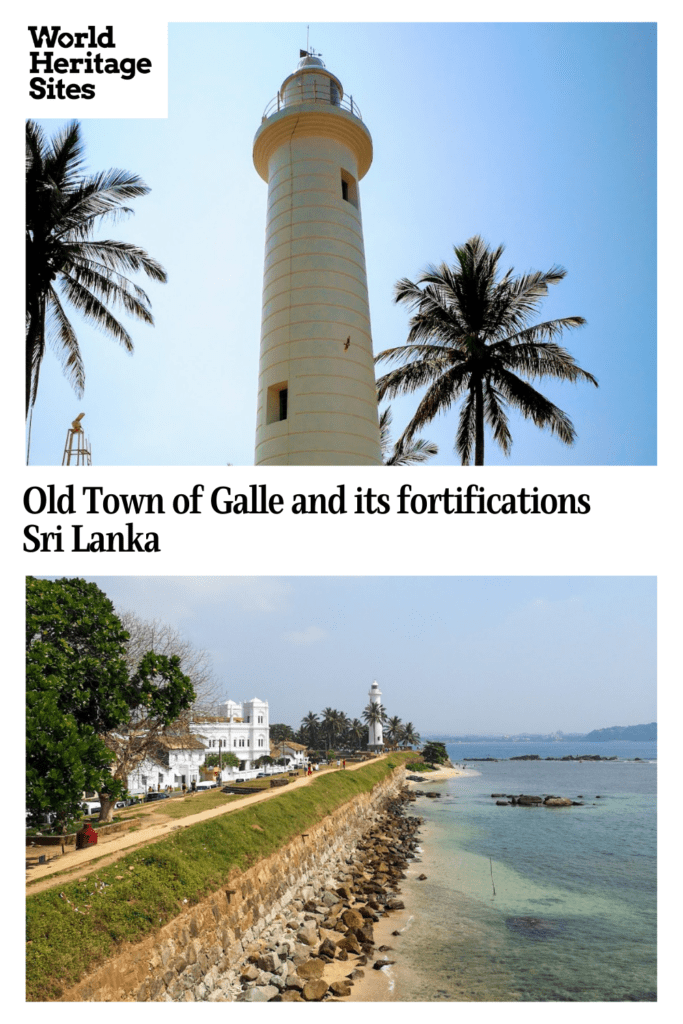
[26,295,46,417]
[474,376,485,466]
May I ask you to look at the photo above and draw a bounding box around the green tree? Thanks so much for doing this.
[321,706,339,750]
[386,715,404,749]
[362,702,386,748]
[400,722,421,749]
[347,717,366,750]
[100,611,216,819]
[25,120,167,417]
[380,405,438,465]
[300,711,319,747]
[270,723,294,743]
[26,578,194,825]
[421,741,449,765]
[376,236,597,465]
[205,751,240,770]
[335,710,350,745]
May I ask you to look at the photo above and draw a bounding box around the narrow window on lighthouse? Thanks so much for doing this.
[267,381,289,424]
[340,170,358,209]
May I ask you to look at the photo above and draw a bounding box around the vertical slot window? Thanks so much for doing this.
[267,381,289,424]
[340,170,358,208]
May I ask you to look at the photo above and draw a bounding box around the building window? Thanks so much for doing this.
[258,715,263,724]
[267,382,288,424]
[341,171,358,209]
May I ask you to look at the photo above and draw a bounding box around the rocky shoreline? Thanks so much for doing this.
[489,793,588,807]
[202,789,423,1002]
[462,754,641,762]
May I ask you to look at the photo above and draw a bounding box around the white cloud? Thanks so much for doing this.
[281,625,328,646]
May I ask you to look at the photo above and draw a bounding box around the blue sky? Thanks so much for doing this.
[27,21,656,467]
[74,576,656,736]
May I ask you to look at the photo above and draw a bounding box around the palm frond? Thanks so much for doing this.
[62,259,155,320]
[483,379,513,456]
[58,273,135,351]
[376,354,452,402]
[396,363,470,445]
[68,240,168,282]
[498,336,598,386]
[455,387,477,465]
[45,287,84,397]
[496,368,577,445]
[386,437,439,466]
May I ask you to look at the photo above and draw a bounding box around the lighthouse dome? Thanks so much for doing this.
[297,54,326,69]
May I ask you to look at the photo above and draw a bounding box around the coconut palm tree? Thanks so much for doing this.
[347,717,365,750]
[379,405,438,465]
[25,120,167,416]
[386,715,403,749]
[362,702,386,749]
[376,236,597,465]
[335,710,350,745]
[300,711,319,748]
[321,706,339,751]
[400,722,421,750]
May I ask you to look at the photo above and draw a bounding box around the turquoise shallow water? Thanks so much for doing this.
[390,742,656,1002]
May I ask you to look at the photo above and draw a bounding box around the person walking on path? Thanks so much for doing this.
[342,759,346,770]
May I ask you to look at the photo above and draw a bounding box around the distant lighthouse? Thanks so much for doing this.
[367,679,384,751]
[253,51,382,465]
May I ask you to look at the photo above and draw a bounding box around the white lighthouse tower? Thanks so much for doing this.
[253,51,382,465]
[367,679,384,752]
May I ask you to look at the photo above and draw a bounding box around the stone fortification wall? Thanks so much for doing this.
[62,767,406,1001]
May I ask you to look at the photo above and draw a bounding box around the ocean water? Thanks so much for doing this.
[389,742,656,1002]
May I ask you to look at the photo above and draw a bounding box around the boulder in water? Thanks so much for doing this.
[505,916,562,939]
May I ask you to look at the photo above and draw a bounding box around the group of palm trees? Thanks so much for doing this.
[271,706,420,754]
[26,120,597,465]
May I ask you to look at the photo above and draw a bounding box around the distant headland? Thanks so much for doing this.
[427,723,657,743]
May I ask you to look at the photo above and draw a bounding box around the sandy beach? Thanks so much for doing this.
[344,763,466,1001]
[403,764,467,785]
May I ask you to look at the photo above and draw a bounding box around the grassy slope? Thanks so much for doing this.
[26,755,410,1001]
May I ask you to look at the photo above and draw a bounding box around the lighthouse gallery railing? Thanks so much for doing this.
[262,81,363,123]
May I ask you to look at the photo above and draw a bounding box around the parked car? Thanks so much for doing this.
[26,810,56,825]
[196,781,217,791]
[81,801,101,816]
[144,792,170,802]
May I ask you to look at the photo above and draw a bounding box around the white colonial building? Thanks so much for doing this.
[270,739,308,768]
[191,698,270,770]
[125,697,271,793]
[126,733,208,793]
